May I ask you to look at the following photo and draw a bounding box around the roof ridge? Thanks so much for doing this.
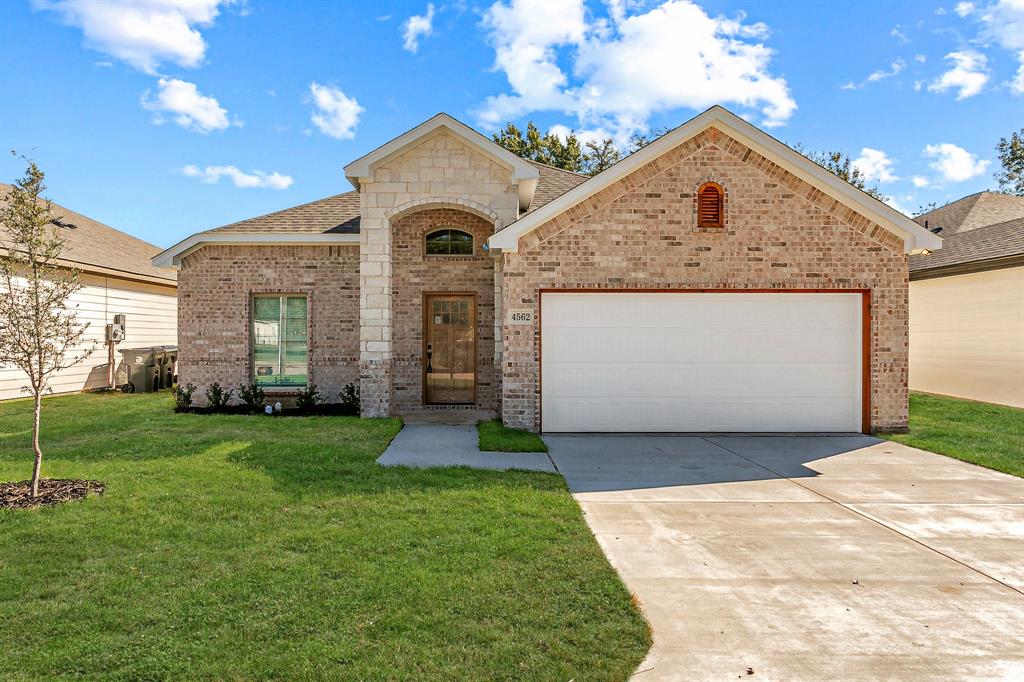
[206,190,358,233]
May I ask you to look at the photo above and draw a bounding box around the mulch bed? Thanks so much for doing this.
[176,404,359,417]
[0,479,106,510]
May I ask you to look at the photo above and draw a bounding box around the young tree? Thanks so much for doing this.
[583,138,621,176]
[0,161,93,497]
[994,128,1024,196]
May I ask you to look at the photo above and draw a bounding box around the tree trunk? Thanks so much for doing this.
[30,392,43,498]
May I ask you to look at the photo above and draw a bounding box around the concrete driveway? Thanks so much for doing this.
[546,435,1024,681]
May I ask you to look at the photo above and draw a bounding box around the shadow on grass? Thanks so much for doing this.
[0,392,565,498]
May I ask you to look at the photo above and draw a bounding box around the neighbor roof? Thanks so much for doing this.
[488,106,942,254]
[914,192,1024,237]
[0,183,175,285]
[910,217,1024,277]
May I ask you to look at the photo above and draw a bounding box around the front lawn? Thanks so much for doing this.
[885,392,1024,477]
[478,418,549,453]
[0,392,648,680]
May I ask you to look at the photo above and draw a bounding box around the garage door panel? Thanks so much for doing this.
[541,293,862,432]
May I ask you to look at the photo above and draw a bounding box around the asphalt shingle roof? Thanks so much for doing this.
[914,192,1024,237]
[204,160,589,236]
[0,183,175,284]
[910,216,1024,274]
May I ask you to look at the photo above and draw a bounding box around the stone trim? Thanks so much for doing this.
[387,197,503,228]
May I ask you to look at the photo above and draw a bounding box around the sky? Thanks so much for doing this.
[1,0,1022,248]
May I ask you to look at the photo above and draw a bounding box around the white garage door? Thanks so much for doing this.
[541,292,863,432]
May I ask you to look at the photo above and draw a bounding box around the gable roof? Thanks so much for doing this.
[914,192,1024,237]
[0,183,175,285]
[488,106,942,254]
[343,112,540,211]
[910,216,1024,277]
[152,160,582,268]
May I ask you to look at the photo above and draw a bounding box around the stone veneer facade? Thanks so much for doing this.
[391,208,499,411]
[176,244,360,404]
[355,130,519,416]
[500,128,909,433]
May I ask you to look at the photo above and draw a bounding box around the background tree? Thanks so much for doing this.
[492,121,584,172]
[582,138,621,175]
[793,146,887,202]
[0,160,93,497]
[994,128,1024,196]
[628,126,670,153]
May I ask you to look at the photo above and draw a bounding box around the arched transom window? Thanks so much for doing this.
[425,228,474,255]
[697,182,724,228]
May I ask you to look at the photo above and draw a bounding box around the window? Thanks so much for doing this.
[697,182,724,228]
[425,228,473,255]
[252,295,308,388]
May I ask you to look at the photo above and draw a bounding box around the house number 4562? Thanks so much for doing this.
[509,310,533,324]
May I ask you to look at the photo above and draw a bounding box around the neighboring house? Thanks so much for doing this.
[0,185,177,400]
[909,193,1024,408]
[154,106,940,433]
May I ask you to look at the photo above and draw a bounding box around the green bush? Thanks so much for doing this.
[205,382,233,410]
[172,383,196,412]
[237,382,266,412]
[339,383,360,415]
[295,384,323,413]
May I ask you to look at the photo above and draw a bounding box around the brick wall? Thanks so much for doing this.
[501,127,909,433]
[391,208,499,411]
[177,244,360,405]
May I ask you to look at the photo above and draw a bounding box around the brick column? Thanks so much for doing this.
[359,193,394,417]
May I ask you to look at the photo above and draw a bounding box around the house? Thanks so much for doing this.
[0,184,177,400]
[909,193,1024,408]
[154,106,940,433]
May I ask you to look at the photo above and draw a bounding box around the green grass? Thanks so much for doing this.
[0,393,648,680]
[885,392,1024,477]
[478,419,549,453]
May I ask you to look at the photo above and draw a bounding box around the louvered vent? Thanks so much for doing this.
[697,183,723,228]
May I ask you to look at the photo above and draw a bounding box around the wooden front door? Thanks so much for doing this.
[424,294,476,404]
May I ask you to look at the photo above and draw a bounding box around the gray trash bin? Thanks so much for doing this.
[119,347,159,393]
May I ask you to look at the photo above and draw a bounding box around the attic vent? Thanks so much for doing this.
[697,182,724,228]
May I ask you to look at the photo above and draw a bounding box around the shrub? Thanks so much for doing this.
[172,383,196,412]
[295,384,323,413]
[237,382,266,412]
[339,383,360,415]
[205,382,233,411]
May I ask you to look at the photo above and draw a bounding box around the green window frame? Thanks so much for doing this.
[425,228,473,256]
[252,294,308,389]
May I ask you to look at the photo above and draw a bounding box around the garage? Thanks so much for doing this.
[540,291,866,433]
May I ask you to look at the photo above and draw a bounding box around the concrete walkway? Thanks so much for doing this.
[377,423,555,473]
[547,435,1024,681]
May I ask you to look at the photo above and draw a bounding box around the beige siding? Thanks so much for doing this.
[909,266,1024,408]
[0,273,177,401]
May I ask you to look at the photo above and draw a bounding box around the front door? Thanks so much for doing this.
[424,294,476,404]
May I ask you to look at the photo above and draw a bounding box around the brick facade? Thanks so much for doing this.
[176,244,360,405]
[500,128,909,433]
[391,208,499,411]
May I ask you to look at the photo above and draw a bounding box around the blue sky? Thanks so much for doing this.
[1,0,1021,248]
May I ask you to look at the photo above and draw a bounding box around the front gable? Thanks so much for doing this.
[489,106,941,255]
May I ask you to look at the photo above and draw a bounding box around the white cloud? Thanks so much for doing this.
[955,1,976,16]
[33,0,234,74]
[141,78,232,134]
[476,0,796,142]
[890,25,910,43]
[911,175,930,188]
[927,50,990,98]
[402,3,436,53]
[884,195,914,216]
[308,82,363,140]
[867,58,906,83]
[923,143,990,182]
[547,123,611,147]
[852,148,898,183]
[978,0,1024,93]
[914,54,927,63]
[182,164,293,189]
